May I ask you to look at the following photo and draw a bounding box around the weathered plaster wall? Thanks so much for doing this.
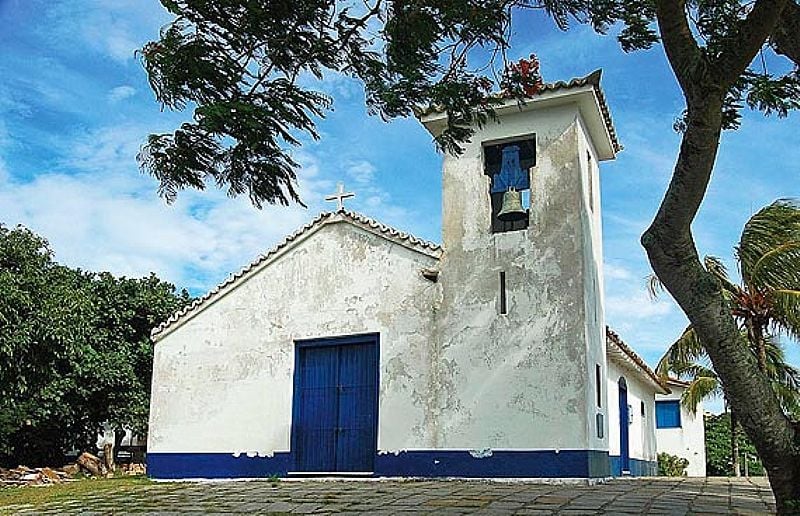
[148,220,440,455]
[577,113,608,453]
[435,104,599,450]
[607,359,658,465]
[656,385,707,476]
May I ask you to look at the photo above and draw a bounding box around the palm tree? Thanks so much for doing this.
[727,200,800,372]
[657,327,800,417]
[656,327,800,476]
[652,200,800,475]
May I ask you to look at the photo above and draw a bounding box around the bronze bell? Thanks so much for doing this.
[498,188,526,222]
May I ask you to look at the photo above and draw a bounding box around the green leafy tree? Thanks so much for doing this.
[0,224,191,466]
[141,0,800,509]
[705,413,766,477]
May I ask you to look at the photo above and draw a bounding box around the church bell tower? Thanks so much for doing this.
[419,70,620,477]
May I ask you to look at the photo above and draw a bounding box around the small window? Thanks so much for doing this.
[596,413,604,439]
[655,400,681,428]
[595,364,602,408]
[587,151,594,212]
[641,401,646,418]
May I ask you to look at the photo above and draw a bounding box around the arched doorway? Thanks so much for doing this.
[618,377,630,474]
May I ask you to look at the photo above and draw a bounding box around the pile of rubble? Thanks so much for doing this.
[0,452,147,487]
[120,463,145,476]
[0,466,72,486]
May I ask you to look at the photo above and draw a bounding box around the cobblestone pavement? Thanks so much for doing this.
[2,476,776,515]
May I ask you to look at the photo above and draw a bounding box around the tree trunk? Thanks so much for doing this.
[103,442,114,475]
[730,409,741,477]
[640,80,800,515]
[745,319,768,373]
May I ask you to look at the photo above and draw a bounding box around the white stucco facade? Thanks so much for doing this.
[149,217,441,456]
[147,71,636,479]
[432,101,608,453]
[656,381,707,476]
[606,356,658,475]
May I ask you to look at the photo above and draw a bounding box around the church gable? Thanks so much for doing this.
[152,210,441,341]
[148,212,442,455]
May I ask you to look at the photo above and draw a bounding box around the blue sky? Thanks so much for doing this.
[1,0,798,410]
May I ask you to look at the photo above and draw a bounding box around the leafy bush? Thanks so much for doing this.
[0,224,191,466]
[658,452,689,476]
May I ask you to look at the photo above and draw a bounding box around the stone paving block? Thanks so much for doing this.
[0,477,779,515]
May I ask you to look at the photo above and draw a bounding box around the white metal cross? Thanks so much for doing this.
[325,182,355,211]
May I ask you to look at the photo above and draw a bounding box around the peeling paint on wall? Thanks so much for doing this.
[149,99,611,466]
[469,448,493,459]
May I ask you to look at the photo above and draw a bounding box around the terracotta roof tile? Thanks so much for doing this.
[417,69,621,154]
[606,326,670,394]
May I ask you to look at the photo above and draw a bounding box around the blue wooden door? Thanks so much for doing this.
[294,345,339,472]
[292,335,378,473]
[618,377,630,473]
[335,343,378,471]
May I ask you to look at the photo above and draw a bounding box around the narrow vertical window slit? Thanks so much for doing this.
[499,271,507,315]
[596,364,602,408]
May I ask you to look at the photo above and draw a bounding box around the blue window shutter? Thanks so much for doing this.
[655,400,682,428]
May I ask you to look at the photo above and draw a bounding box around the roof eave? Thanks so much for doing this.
[417,71,620,161]
[606,327,671,395]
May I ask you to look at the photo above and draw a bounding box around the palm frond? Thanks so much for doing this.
[646,273,664,300]
[769,289,800,342]
[681,376,722,413]
[771,381,800,418]
[748,241,800,291]
[737,199,800,289]
[767,356,800,392]
[656,326,708,378]
[703,256,741,295]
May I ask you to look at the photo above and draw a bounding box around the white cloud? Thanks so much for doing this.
[0,122,327,290]
[0,122,423,295]
[347,160,376,185]
[46,0,171,64]
[108,85,136,103]
[606,290,674,321]
[604,262,633,280]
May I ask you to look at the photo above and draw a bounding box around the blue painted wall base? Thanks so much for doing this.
[148,450,613,479]
[609,455,657,477]
[148,452,292,479]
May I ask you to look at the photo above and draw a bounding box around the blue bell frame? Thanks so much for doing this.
[491,145,530,193]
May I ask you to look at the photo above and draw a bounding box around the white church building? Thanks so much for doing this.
[146,71,678,479]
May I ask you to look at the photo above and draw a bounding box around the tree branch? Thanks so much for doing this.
[642,97,797,488]
[772,1,800,65]
[712,0,789,86]
[654,0,703,96]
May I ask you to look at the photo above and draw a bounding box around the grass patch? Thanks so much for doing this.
[0,475,152,512]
